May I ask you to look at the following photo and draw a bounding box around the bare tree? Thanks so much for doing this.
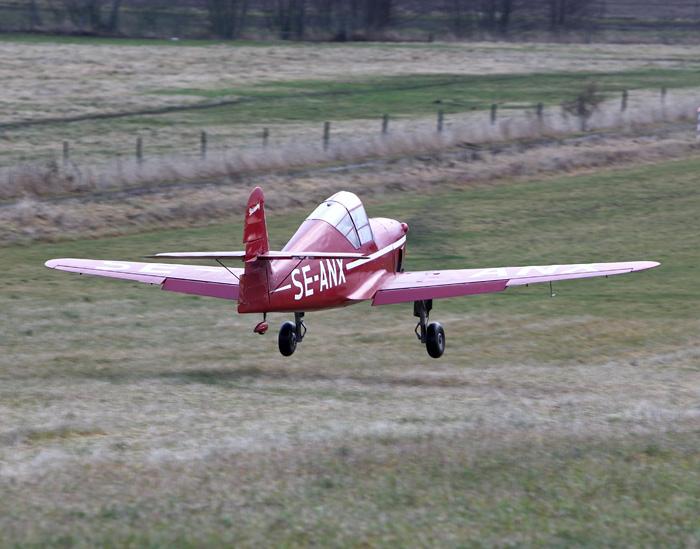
[106,0,122,33]
[262,0,308,40]
[312,0,362,40]
[51,0,123,32]
[499,0,513,32]
[562,81,604,130]
[549,0,595,28]
[446,0,518,34]
[207,0,249,38]
[28,0,43,29]
[365,0,392,31]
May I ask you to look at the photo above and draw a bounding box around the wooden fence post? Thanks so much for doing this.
[437,110,444,133]
[62,141,69,166]
[490,104,498,125]
[136,137,143,165]
[262,127,269,147]
[323,121,330,151]
[661,87,667,120]
[577,97,586,131]
[621,90,628,112]
[200,131,207,159]
[381,114,389,135]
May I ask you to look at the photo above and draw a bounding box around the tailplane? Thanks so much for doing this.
[243,186,269,261]
[150,186,369,262]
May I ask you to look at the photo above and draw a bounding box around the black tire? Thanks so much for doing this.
[278,321,297,357]
[426,322,445,358]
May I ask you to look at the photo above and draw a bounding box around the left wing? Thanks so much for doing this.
[372,261,659,306]
[44,258,242,300]
[150,251,368,260]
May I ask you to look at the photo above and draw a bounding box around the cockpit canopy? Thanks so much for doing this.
[306,191,373,248]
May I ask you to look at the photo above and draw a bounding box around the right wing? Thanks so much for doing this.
[45,258,242,300]
[372,261,659,305]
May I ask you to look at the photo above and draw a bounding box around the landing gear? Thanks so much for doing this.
[278,312,306,357]
[278,322,296,356]
[253,313,269,335]
[414,300,445,358]
[426,321,445,359]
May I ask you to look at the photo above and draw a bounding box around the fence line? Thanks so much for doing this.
[0,89,697,200]
[25,88,675,166]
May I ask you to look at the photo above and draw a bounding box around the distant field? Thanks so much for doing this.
[2,36,700,167]
[1,155,698,545]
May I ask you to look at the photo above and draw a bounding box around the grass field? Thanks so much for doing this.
[1,154,698,545]
[3,36,700,167]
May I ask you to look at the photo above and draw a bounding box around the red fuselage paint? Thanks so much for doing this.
[237,217,407,313]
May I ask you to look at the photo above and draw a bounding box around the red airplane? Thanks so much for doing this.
[45,187,659,358]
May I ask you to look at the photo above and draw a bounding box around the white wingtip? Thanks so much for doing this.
[634,261,661,271]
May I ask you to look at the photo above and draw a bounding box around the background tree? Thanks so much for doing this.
[561,81,605,131]
[263,0,307,40]
[50,0,123,32]
[365,0,392,32]
[28,0,43,29]
[206,0,249,38]
[549,0,596,28]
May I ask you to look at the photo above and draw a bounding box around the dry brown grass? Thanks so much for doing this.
[2,89,699,205]
[2,37,700,169]
[3,99,699,245]
[2,40,697,124]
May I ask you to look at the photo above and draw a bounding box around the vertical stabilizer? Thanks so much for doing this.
[243,186,269,261]
[238,186,270,313]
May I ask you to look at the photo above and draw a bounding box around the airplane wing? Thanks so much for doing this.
[372,261,659,306]
[150,251,368,260]
[44,258,243,300]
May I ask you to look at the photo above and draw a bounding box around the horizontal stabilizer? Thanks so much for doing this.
[151,251,369,260]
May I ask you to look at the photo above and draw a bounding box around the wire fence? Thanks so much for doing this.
[39,88,678,168]
[2,87,698,201]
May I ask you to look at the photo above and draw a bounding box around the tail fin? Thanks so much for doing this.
[243,186,269,261]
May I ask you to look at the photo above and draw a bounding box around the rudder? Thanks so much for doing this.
[243,186,269,261]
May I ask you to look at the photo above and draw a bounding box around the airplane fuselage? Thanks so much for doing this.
[237,217,407,313]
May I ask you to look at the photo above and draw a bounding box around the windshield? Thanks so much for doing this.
[306,193,373,248]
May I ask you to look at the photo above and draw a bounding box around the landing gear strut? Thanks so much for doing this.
[278,312,306,357]
[414,300,445,358]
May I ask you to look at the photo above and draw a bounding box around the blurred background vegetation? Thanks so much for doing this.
[4,0,700,43]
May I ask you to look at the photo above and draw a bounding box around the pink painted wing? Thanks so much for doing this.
[151,250,368,260]
[372,261,659,306]
[44,258,243,300]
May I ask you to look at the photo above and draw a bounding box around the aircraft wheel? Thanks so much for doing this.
[278,321,297,357]
[426,322,445,359]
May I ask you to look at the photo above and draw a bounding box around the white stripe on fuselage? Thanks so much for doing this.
[346,235,406,270]
[273,284,292,293]
[271,235,406,294]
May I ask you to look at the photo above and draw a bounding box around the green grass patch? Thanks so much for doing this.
[152,68,700,125]
[0,32,280,48]
[4,154,698,321]
[1,156,699,545]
